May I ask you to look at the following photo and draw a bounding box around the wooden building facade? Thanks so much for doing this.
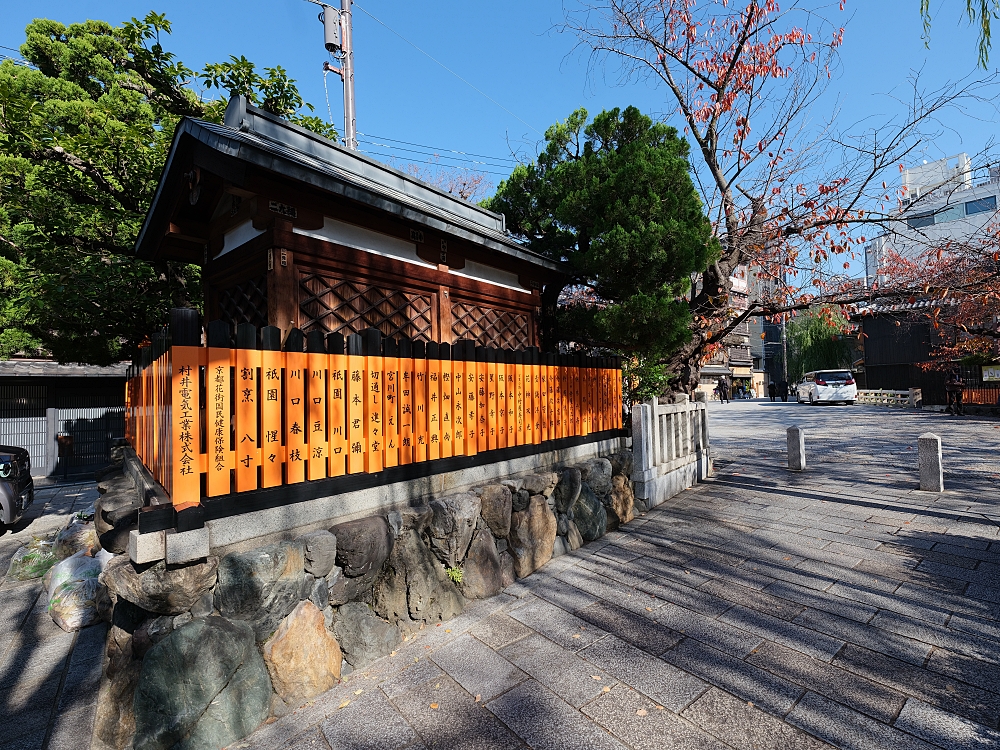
[135,95,564,349]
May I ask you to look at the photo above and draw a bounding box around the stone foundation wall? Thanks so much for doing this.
[91,446,646,750]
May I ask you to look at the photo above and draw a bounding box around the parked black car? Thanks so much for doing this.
[0,445,35,527]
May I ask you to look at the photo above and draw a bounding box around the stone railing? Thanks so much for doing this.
[856,388,922,408]
[630,397,712,508]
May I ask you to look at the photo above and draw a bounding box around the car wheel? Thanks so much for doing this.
[809,394,816,405]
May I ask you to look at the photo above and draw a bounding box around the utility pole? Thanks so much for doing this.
[311,0,357,149]
[339,0,357,150]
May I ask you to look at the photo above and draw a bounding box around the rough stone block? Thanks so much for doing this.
[128,529,164,564]
[918,432,944,492]
[164,527,210,565]
[787,426,805,471]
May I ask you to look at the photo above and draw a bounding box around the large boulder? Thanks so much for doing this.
[99,521,136,555]
[512,489,530,512]
[608,449,634,479]
[214,541,305,641]
[478,485,512,539]
[333,602,401,668]
[298,531,337,577]
[520,472,559,497]
[427,493,481,568]
[605,474,636,530]
[101,555,218,616]
[459,528,503,600]
[400,503,433,534]
[507,495,557,578]
[499,551,516,587]
[263,601,342,707]
[552,468,582,513]
[571,485,607,542]
[133,617,271,750]
[566,520,584,551]
[94,599,150,749]
[326,566,349,606]
[96,477,139,536]
[331,517,393,578]
[579,458,613,498]
[374,529,465,625]
[95,660,142,750]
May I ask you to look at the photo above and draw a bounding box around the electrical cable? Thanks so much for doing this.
[356,148,510,177]
[356,138,516,170]
[351,3,542,136]
[357,131,519,164]
[322,67,336,131]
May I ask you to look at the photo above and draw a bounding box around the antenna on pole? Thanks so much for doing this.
[306,0,357,150]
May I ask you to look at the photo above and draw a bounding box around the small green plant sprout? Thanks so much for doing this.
[446,566,463,585]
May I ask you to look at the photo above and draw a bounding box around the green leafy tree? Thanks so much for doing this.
[920,0,998,67]
[485,107,715,397]
[786,308,855,381]
[0,12,335,364]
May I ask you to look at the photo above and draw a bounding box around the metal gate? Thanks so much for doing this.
[0,385,48,469]
[56,405,125,470]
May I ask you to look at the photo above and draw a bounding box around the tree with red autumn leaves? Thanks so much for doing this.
[563,0,1000,389]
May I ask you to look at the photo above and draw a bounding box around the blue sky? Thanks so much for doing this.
[2,1,994,189]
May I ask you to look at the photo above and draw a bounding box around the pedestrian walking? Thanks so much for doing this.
[945,369,965,415]
[717,377,730,404]
[778,380,789,402]
[768,382,777,402]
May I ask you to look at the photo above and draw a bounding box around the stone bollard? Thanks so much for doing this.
[787,426,805,471]
[918,432,944,492]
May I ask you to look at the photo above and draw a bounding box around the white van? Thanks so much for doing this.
[795,370,857,405]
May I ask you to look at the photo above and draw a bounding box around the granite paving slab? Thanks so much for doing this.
[233,402,1000,750]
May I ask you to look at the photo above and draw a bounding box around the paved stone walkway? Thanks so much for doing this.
[235,400,1000,750]
[0,480,106,750]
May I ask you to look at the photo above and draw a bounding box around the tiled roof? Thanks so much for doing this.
[0,359,129,378]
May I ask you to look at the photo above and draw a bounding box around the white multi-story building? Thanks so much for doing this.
[865,153,999,284]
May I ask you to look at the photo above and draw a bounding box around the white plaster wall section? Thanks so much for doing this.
[218,219,265,257]
[448,258,532,294]
[292,216,436,269]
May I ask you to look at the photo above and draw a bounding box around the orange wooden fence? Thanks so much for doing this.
[126,324,623,512]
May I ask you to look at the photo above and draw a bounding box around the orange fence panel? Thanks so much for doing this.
[261,350,284,487]
[128,327,625,513]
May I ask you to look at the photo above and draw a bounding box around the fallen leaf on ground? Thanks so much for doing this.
[445,629,452,633]
[264,717,277,725]
[602,686,611,693]
[430,703,439,710]
[353,689,363,695]
[475,694,482,702]
[747,701,754,707]
[572,634,581,639]
[591,675,602,681]
[636,709,648,716]
[645,607,653,611]
[434,683,441,689]
[655,706,664,710]
[337,700,351,709]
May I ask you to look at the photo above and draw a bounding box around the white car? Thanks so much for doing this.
[795,370,857,405]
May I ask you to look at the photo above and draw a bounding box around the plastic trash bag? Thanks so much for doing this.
[7,536,58,581]
[46,551,104,631]
[54,519,100,560]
